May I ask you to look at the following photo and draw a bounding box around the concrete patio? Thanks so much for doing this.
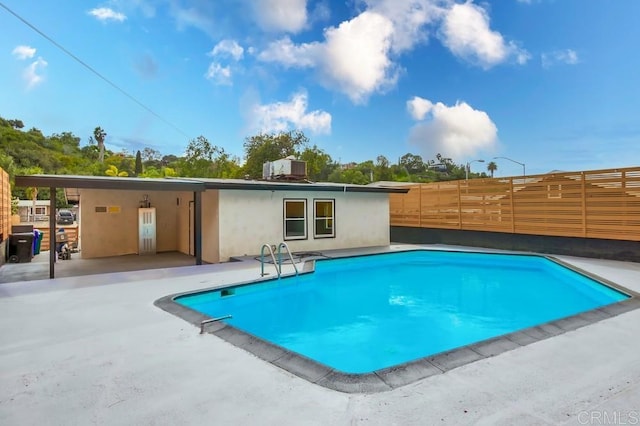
[1,245,639,425]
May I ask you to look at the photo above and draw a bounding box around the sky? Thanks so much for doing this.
[1,0,639,177]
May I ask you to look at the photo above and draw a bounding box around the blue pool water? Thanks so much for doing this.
[176,250,628,374]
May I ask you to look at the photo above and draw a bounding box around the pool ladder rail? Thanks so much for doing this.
[200,315,232,334]
[260,242,299,278]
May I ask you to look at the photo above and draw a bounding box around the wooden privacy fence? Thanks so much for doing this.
[390,166,640,241]
[37,225,78,252]
[0,167,10,243]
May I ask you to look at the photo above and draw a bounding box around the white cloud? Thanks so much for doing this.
[319,11,398,103]
[407,97,497,159]
[258,37,318,68]
[362,0,444,53]
[542,49,579,69]
[407,96,434,120]
[205,63,232,85]
[210,40,244,61]
[439,2,529,68]
[257,1,528,102]
[12,45,36,60]
[250,0,308,33]
[251,91,331,135]
[88,7,127,22]
[259,11,398,104]
[23,57,48,89]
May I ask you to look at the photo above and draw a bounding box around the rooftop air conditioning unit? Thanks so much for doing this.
[262,157,307,180]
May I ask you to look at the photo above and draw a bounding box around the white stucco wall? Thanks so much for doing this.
[216,189,390,261]
[78,189,185,258]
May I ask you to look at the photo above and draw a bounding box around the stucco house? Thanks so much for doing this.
[14,175,408,272]
[17,199,51,222]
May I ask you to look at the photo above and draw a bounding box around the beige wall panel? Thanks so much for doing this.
[201,190,220,263]
[79,189,182,258]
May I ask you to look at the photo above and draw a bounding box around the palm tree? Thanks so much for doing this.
[25,186,38,222]
[94,127,106,163]
[487,161,497,178]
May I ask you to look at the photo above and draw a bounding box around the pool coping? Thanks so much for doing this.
[153,248,640,394]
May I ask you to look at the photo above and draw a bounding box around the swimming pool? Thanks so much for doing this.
[157,249,636,392]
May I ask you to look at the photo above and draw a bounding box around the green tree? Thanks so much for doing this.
[135,150,143,176]
[242,130,309,179]
[375,155,392,181]
[105,164,128,177]
[179,135,220,177]
[298,145,335,181]
[399,153,425,175]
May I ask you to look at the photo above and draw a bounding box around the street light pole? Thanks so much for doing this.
[465,159,485,180]
[493,156,525,177]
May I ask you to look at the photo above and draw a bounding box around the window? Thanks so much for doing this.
[284,199,307,240]
[314,199,335,238]
[35,207,46,215]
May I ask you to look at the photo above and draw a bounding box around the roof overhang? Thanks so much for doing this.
[14,175,409,194]
[14,175,206,192]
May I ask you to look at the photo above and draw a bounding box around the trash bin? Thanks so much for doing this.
[33,229,43,255]
[8,233,34,263]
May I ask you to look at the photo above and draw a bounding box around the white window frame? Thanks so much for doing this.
[314,199,335,239]
[283,199,307,240]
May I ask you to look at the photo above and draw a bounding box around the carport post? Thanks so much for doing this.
[49,186,56,279]
[194,191,202,265]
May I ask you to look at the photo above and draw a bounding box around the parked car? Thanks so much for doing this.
[56,209,74,225]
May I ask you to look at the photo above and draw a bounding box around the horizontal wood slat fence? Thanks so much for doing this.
[1,168,10,243]
[390,166,640,242]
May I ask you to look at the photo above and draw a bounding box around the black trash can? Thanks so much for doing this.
[8,233,34,263]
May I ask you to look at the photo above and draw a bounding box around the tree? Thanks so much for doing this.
[25,186,38,221]
[105,165,128,177]
[375,155,392,181]
[8,119,24,129]
[242,130,309,178]
[487,161,497,178]
[93,127,106,163]
[142,147,161,161]
[180,135,220,177]
[298,145,335,181]
[399,153,425,175]
[135,150,143,176]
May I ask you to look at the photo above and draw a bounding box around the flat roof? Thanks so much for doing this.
[192,178,409,193]
[14,175,409,194]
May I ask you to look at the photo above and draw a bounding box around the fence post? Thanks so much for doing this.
[510,177,515,234]
[457,180,462,229]
[418,184,422,227]
[581,172,587,237]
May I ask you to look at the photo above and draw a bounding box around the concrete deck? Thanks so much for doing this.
[0,251,198,284]
[1,245,639,425]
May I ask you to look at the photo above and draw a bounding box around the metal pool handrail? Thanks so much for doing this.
[277,242,299,276]
[260,243,280,277]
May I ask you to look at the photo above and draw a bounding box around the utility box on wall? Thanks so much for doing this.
[138,207,156,254]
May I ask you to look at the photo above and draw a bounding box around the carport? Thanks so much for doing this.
[14,175,205,279]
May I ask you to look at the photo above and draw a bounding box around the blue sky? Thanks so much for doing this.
[1,0,639,176]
